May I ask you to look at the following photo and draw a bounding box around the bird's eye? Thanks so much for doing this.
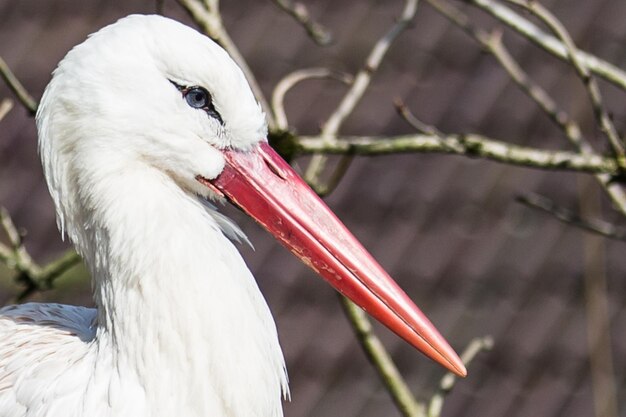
[185,87,209,109]
[174,83,224,125]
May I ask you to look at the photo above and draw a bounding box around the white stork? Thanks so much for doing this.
[0,15,465,417]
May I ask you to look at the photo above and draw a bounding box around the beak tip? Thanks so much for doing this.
[453,362,468,378]
[443,348,467,377]
[445,348,468,378]
[435,347,466,377]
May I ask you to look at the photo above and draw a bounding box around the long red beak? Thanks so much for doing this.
[198,141,466,377]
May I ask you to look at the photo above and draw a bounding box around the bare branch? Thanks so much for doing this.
[427,0,585,146]
[517,193,626,241]
[296,133,620,175]
[0,98,13,122]
[272,68,352,130]
[467,0,626,91]
[428,0,626,218]
[0,207,40,277]
[427,336,494,417]
[176,0,276,129]
[322,0,418,138]
[1,208,21,247]
[270,0,333,46]
[0,56,37,115]
[342,292,492,417]
[0,207,82,302]
[16,250,82,301]
[312,154,356,197]
[340,296,425,417]
[505,0,625,161]
[304,0,419,186]
[578,180,619,417]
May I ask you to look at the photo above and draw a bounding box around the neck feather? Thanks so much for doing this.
[66,160,288,416]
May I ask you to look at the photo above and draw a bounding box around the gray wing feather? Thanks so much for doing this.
[0,303,96,417]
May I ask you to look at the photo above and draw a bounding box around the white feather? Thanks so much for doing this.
[0,15,287,417]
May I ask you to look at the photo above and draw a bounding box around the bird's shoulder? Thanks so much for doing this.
[0,302,96,332]
[0,303,97,417]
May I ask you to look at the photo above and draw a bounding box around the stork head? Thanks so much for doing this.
[36,15,466,377]
[37,15,264,208]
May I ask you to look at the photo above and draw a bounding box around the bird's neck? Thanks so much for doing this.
[69,161,287,416]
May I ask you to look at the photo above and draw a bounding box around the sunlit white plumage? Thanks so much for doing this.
[0,15,287,417]
[0,11,467,417]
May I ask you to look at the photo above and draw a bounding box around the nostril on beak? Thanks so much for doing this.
[263,155,288,180]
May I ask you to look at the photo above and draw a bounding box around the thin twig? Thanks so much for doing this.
[427,336,494,417]
[0,207,82,301]
[0,207,40,276]
[0,98,14,121]
[313,154,356,197]
[304,0,419,189]
[427,0,588,147]
[578,178,619,417]
[517,193,626,241]
[296,133,620,175]
[270,0,333,46]
[0,56,37,115]
[468,0,626,91]
[39,250,82,282]
[271,68,352,130]
[393,97,463,157]
[176,0,276,129]
[323,0,418,137]
[16,250,82,301]
[505,0,625,162]
[340,296,425,417]
[427,0,626,217]
[395,98,445,137]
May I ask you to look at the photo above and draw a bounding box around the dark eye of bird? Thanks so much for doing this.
[185,87,209,109]
[169,80,224,125]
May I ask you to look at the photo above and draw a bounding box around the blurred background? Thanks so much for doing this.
[0,1,625,416]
